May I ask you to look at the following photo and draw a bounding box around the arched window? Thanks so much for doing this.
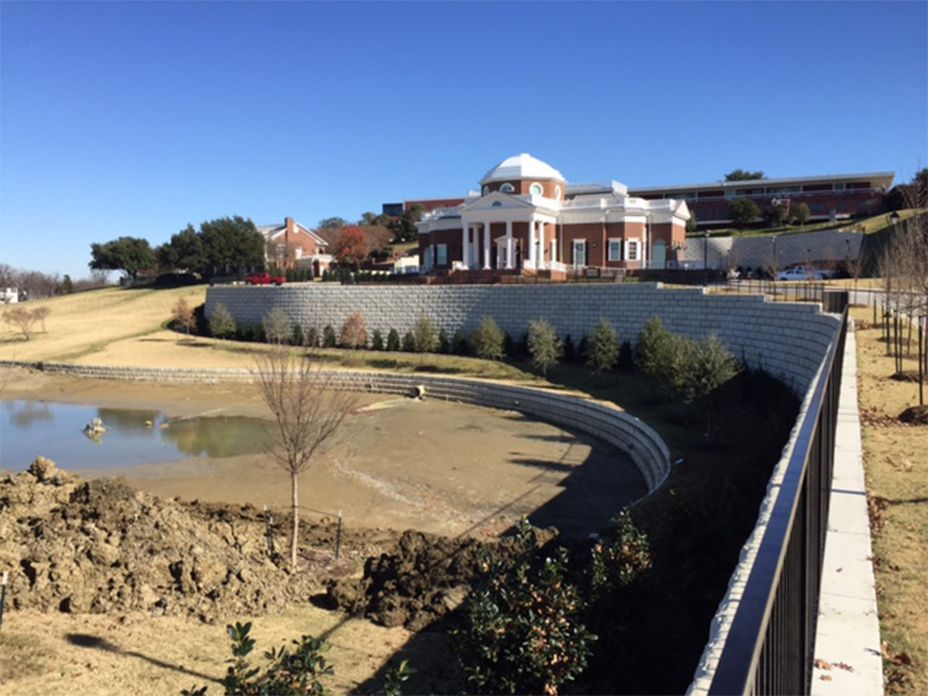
[492,201,502,207]
[500,183,515,194]
[530,182,544,196]
[555,185,562,199]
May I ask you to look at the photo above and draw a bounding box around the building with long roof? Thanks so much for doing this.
[416,154,690,275]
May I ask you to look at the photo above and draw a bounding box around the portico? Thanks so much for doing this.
[417,153,690,277]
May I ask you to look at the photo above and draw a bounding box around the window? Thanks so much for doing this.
[500,183,515,194]
[530,182,544,196]
[492,201,502,207]
[436,244,448,266]
[626,240,640,262]
[608,238,622,262]
[482,186,489,195]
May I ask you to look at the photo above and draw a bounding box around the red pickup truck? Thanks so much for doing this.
[245,272,286,286]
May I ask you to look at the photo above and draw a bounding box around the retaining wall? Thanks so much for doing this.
[206,283,841,393]
[0,361,670,494]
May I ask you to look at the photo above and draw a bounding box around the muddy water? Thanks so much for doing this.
[0,400,272,471]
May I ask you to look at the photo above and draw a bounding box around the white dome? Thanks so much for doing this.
[480,153,565,184]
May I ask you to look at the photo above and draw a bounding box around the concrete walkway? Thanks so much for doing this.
[811,323,883,695]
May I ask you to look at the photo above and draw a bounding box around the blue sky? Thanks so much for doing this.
[1,1,926,278]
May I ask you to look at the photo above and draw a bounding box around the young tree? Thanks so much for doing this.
[340,313,368,349]
[585,319,619,373]
[401,331,416,352]
[171,297,196,334]
[729,199,761,228]
[527,320,562,375]
[89,236,156,280]
[2,306,40,340]
[332,226,370,270]
[470,317,506,360]
[254,348,358,570]
[412,316,438,353]
[791,202,811,226]
[209,303,236,339]
[263,307,291,344]
[686,211,698,234]
[386,328,401,351]
[766,200,790,227]
[676,335,740,439]
[322,325,337,348]
[32,306,51,333]
[636,317,686,385]
[371,329,385,351]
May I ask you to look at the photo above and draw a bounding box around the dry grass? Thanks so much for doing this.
[0,607,411,695]
[852,307,928,694]
[0,286,208,363]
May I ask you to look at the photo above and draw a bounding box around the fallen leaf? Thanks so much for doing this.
[815,658,833,670]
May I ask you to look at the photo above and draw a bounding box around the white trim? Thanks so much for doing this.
[500,182,515,194]
[572,238,587,268]
[529,182,544,196]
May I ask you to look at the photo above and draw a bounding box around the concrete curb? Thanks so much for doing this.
[0,360,672,495]
[811,323,884,694]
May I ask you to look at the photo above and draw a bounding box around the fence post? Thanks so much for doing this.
[335,510,343,560]
[0,571,8,630]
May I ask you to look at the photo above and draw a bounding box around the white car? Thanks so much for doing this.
[775,267,825,281]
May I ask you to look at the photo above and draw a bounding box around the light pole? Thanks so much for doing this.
[704,230,710,287]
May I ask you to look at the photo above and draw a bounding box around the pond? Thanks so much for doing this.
[0,400,272,471]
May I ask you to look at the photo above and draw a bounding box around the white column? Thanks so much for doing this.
[483,222,491,269]
[505,221,514,270]
[537,221,545,269]
[461,225,469,268]
[527,218,536,269]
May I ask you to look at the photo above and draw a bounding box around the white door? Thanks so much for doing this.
[573,240,587,268]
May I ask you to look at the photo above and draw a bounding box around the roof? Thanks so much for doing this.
[480,153,566,184]
[630,171,895,195]
[257,220,328,246]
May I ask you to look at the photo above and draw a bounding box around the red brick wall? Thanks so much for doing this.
[484,179,563,199]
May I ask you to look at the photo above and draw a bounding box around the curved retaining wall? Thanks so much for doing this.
[206,283,841,394]
[0,361,671,494]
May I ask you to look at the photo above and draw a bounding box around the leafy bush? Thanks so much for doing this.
[636,317,685,384]
[292,323,304,347]
[527,319,562,375]
[263,308,291,344]
[386,328,401,351]
[340,312,368,349]
[412,316,438,353]
[181,621,333,696]
[401,331,416,353]
[371,329,384,351]
[305,326,319,348]
[470,317,506,360]
[589,510,653,601]
[453,520,595,695]
[322,324,337,348]
[585,319,619,372]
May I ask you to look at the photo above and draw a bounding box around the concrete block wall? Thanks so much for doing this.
[1,361,670,495]
[206,284,841,394]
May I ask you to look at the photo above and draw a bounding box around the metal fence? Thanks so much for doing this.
[707,291,848,695]
[712,279,828,304]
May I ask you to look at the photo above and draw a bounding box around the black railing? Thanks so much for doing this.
[707,291,848,695]
[715,279,828,304]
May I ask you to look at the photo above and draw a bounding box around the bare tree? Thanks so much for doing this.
[3,307,41,340]
[254,348,359,569]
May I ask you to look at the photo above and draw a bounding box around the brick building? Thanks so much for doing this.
[257,217,333,276]
[416,154,690,275]
[629,172,893,229]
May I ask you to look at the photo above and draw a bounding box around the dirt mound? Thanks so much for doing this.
[0,461,395,622]
[326,527,558,631]
[899,405,928,425]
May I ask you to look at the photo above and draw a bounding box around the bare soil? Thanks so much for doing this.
[853,307,928,694]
